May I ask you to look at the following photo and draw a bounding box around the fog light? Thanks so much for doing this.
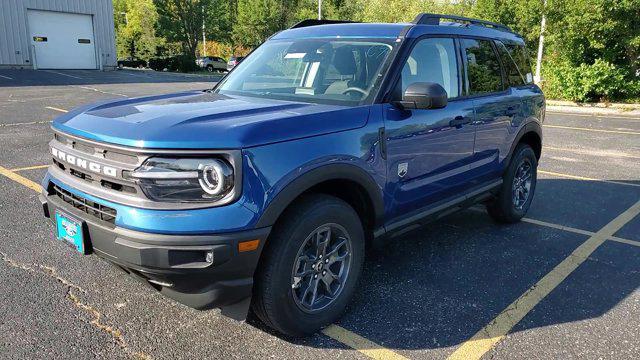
[205,251,214,263]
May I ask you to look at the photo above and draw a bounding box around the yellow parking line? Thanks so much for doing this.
[0,165,42,193]
[523,217,640,247]
[322,325,408,360]
[609,236,640,248]
[45,106,68,113]
[521,217,595,237]
[538,170,640,188]
[10,164,50,172]
[543,124,640,135]
[3,160,403,360]
[544,146,640,160]
[448,199,640,360]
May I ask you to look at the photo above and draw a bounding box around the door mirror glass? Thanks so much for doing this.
[394,82,448,110]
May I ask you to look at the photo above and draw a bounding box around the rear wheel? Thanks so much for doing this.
[206,65,214,72]
[252,194,364,336]
[487,143,537,223]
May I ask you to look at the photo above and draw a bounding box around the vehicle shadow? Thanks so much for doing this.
[249,178,640,351]
[0,69,222,87]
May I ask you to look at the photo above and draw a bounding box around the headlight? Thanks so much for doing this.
[129,157,235,203]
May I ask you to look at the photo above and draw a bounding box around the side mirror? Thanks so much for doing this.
[393,82,448,110]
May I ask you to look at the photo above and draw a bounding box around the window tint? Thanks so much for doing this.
[503,42,533,84]
[461,39,503,94]
[401,38,459,98]
[495,41,525,86]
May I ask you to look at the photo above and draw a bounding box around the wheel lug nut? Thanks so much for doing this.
[314,274,318,279]
[322,270,326,275]
[325,259,329,263]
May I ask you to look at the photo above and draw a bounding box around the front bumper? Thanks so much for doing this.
[40,191,270,318]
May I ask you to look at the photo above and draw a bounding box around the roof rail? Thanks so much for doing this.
[290,19,358,29]
[412,13,512,33]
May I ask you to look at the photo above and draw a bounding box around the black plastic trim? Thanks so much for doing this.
[255,163,384,229]
[505,121,543,168]
[377,179,502,239]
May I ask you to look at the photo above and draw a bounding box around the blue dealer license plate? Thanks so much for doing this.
[55,211,86,254]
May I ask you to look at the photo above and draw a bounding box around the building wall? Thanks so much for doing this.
[0,0,116,69]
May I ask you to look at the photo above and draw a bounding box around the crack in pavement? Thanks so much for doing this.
[0,251,151,360]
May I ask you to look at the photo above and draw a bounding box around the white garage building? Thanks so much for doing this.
[0,0,117,70]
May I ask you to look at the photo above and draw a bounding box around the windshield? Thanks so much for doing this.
[215,39,395,105]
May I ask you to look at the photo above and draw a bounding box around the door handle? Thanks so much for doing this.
[450,116,471,127]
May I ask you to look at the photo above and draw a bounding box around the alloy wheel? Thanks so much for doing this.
[512,159,533,210]
[291,224,352,313]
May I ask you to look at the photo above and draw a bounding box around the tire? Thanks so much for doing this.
[206,65,214,72]
[486,143,538,223]
[252,194,365,337]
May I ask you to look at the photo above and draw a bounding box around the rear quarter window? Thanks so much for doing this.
[461,38,504,95]
[502,41,533,84]
[495,41,526,86]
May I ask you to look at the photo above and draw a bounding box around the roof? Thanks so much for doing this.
[271,21,524,44]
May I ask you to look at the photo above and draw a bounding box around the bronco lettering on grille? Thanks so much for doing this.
[51,147,118,177]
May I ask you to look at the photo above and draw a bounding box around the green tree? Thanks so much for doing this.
[233,0,292,47]
[115,0,162,61]
[232,0,362,48]
[155,0,204,57]
[542,0,640,101]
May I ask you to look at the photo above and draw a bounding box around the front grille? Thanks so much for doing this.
[51,132,144,197]
[51,184,117,224]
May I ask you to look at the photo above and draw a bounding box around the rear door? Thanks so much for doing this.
[383,37,476,220]
[460,38,519,182]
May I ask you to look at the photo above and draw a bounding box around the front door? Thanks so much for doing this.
[383,37,476,221]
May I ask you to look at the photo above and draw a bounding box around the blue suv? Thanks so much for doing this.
[40,14,544,336]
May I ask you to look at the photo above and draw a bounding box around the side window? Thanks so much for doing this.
[401,38,459,98]
[504,42,534,84]
[461,39,504,94]
[495,41,525,86]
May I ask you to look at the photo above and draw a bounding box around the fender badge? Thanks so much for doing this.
[398,162,408,178]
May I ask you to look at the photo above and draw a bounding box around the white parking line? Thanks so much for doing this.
[43,70,83,79]
[75,85,128,98]
[546,112,640,121]
[45,106,68,113]
[0,74,13,80]
[0,120,51,127]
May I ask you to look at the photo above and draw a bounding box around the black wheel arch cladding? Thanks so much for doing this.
[255,163,384,229]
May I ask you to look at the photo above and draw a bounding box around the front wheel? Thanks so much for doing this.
[486,144,538,223]
[252,194,364,336]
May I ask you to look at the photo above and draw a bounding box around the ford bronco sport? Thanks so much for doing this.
[40,14,544,336]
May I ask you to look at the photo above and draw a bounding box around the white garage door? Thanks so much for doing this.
[28,10,97,70]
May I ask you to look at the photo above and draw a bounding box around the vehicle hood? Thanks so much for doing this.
[52,91,370,149]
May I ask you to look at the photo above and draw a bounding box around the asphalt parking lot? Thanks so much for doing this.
[1,69,639,360]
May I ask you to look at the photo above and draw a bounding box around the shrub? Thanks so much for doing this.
[543,58,640,102]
